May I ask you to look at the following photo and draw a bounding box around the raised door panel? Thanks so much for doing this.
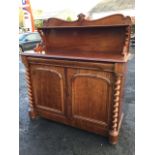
[68,69,113,130]
[30,65,66,116]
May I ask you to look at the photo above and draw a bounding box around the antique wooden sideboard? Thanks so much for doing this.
[21,14,132,144]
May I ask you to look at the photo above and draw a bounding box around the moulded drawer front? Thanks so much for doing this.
[28,57,115,72]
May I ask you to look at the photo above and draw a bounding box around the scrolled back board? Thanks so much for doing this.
[36,13,132,59]
[42,13,132,27]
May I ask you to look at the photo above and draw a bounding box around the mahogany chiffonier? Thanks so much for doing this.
[21,14,132,144]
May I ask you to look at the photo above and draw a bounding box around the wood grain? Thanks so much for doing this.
[21,13,131,144]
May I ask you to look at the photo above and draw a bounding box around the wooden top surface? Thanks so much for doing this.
[21,50,130,62]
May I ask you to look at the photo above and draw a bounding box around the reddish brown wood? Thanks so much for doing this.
[43,13,131,26]
[21,13,132,144]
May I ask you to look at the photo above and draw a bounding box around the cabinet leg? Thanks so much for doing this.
[108,113,124,144]
[109,131,119,144]
[28,109,38,119]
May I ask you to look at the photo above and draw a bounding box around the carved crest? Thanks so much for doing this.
[77,13,86,22]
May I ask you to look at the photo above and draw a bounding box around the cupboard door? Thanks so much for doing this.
[30,64,67,117]
[68,69,113,131]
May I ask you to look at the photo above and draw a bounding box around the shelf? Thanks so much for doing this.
[21,50,128,63]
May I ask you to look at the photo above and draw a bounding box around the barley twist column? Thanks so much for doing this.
[109,75,121,144]
[122,26,131,56]
[25,64,37,119]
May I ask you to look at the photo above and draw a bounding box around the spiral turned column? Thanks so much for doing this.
[109,75,121,144]
[25,66,37,119]
[122,26,131,56]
